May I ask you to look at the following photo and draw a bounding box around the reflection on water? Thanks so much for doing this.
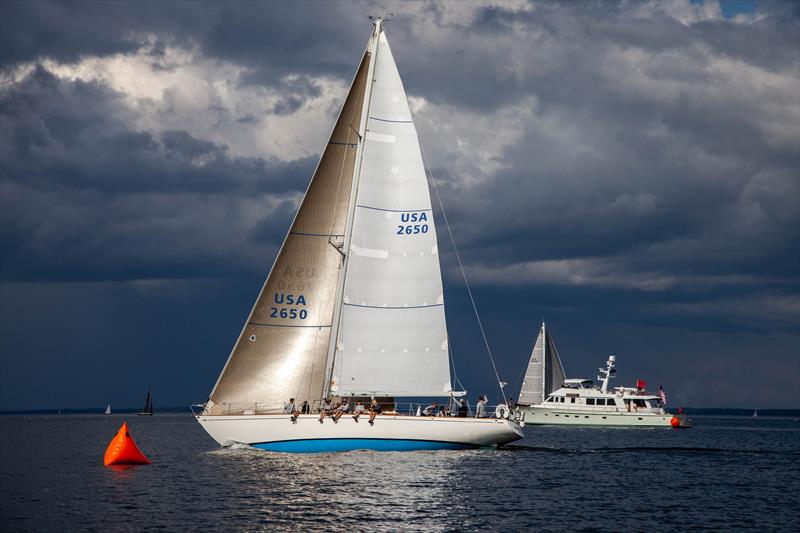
[206,446,471,530]
[0,414,798,531]
[105,464,141,479]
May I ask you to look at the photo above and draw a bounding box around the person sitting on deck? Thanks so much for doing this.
[368,398,382,425]
[318,398,333,423]
[351,401,365,421]
[332,401,346,423]
[422,403,439,416]
[285,398,300,422]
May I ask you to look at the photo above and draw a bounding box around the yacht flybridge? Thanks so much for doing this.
[515,325,690,428]
[195,18,524,452]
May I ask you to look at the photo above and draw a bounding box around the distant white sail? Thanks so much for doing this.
[518,322,566,405]
[105,404,111,415]
[331,32,451,397]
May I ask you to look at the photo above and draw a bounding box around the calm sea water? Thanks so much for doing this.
[1,414,797,532]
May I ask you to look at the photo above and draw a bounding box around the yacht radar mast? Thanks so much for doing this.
[598,354,616,393]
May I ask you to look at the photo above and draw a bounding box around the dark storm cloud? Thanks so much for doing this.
[1,1,368,89]
[0,65,313,282]
[1,66,313,196]
[269,76,323,115]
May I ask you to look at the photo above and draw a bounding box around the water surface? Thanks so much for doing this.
[1,414,797,531]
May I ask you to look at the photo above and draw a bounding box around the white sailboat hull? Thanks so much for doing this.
[196,414,524,452]
[519,405,691,428]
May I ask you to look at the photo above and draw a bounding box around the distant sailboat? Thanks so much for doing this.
[516,322,567,407]
[195,17,524,452]
[137,386,154,416]
[105,404,111,415]
[753,409,758,417]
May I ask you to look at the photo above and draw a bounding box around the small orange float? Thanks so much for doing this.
[670,416,681,428]
[104,422,151,466]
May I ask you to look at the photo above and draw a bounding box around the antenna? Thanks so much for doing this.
[368,13,394,23]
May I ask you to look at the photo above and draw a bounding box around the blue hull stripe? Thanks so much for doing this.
[251,438,477,453]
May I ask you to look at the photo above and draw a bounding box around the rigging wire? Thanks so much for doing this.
[419,143,507,403]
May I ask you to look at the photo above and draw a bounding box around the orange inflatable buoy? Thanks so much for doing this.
[670,416,681,428]
[104,422,151,466]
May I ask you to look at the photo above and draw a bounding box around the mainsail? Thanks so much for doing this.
[518,322,566,405]
[205,21,451,415]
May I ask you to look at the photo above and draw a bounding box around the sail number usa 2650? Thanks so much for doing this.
[271,293,308,320]
[396,211,429,235]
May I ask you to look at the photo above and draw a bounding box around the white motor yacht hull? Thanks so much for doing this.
[196,414,524,452]
[518,405,691,428]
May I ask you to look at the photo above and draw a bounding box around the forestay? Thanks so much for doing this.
[331,32,452,397]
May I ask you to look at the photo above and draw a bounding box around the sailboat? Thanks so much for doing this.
[195,18,524,452]
[137,386,154,416]
[105,404,111,415]
[516,322,566,407]
[752,409,758,418]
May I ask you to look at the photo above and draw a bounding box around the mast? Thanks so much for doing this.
[322,19,383,399]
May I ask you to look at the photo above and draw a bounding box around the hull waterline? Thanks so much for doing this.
[197,414,524,453]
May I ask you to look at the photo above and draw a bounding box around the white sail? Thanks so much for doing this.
[331,32,451,397]
[518,322,566,405]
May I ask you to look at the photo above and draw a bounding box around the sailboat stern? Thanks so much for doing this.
[196,414,523,453]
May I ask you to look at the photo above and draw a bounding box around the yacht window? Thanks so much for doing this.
[597,399,606,406]
[545,397,553,403]
[586,398,595,405]
[634,399,646,408]
[571,398,575,404]
[607,399,616,406]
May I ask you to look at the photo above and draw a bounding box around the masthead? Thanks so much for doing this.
[369,13,393,33]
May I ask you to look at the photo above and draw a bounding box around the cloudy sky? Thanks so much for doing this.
[1,0,797,410]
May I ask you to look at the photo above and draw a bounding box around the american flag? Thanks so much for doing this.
[658,385,667,405]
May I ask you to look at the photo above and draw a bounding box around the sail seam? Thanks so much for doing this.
[249,322,331,328]
[329,141,358,146]
[356,204,432,213]
[369,116,413,123]
[289,232,345,238]
[343,302,443,310]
